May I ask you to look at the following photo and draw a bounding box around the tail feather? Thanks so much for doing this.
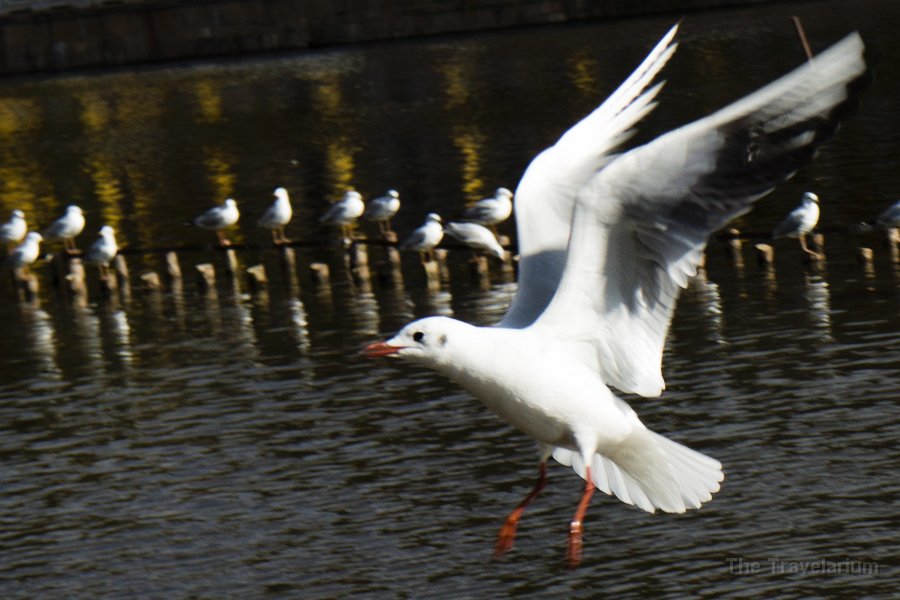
[552,429,723,514]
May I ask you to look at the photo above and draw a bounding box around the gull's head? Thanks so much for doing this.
[364,316,467,366]
[496,187,513,199]
[803,192,819,205]
[387,189,399,198]
[99,225,115,237]
[67,205,83,215]
[25,232,43,243]
[426,213,442,225]
[274,187,289,200]
[11,209,24,219]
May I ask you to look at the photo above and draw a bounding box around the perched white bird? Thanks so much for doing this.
[362,189,401,236]
[400,213,444,263]
[444,222,505,260]
[191,198,240,246]
[463,187,513,234]
[258,187,292,244]
[365,26,866,567]
[84,225,118,275]
[43,205,85,253]
[772,191,821,257]
[875,199,900,229]
[320,190,365,240]
[5,232,42,272]
[0,209,27,250]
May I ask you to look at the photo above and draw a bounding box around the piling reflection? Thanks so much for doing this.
[803,273,833,341]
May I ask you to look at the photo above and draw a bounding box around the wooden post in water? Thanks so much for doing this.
[223,248,239,280]
[195,263,216,294]
[12,268,39,303]
[140,271,162,291]
[246,264,268,294]
[114,255,129,289]
[726,228,744,271]
[164,251,182,283]
[98,265,118,298]
[66,258,88,305]
[469,255,491,289]
[278,247,299,292]
[887,228,900,263]
[349,242,371,288]
[857,247,875,279]
[755,243,775,267]
[806,233,825,263]
[434,249,450,283]
[309,262,331,286]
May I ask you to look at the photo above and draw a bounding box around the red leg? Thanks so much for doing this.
[494,462,547,558]
[567,466,595,569]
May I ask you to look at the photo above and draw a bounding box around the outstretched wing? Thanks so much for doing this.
[499,25,680,328]
[530,32,867,397]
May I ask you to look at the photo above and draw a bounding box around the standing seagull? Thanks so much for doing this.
[0,209,27,251]
[444,222,505,260]
[258,187,293,244]
[463,187,513,235]
[191,198,240,246]
[43,205,85,254]
[400,213,444,263]
[365,26,866,567]
[362,189,401,236]
[320,190,365,240]
[84,225,118,277]
[5,232,43,273]
[772,191,821,258]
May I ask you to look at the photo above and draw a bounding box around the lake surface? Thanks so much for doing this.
[0,0,898,597]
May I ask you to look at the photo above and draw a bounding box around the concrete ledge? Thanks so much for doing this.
[0,0,781,75]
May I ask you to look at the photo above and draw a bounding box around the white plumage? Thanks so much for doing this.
[192,198,240,246]
[0,209,27,247]
[43,205,85,253]
[366,25,866,567]
[399,213,443,262]
[444,222,505,259]
[772,192,821,257]
[462,187,513,230]
[84,225,118,268]
[363,189,401,235]
[258,187,292,243]
[6,232,42,270]
[320,190,365,239]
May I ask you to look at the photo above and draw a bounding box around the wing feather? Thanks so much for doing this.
[531,32,867,396]
[499,25,680,328]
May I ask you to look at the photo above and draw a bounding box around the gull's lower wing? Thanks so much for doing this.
[499,25,679,328]
[530,32,867,397]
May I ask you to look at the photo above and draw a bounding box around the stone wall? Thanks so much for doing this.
[0,0,780,75]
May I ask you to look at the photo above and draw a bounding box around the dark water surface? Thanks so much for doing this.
[1,0,898,597]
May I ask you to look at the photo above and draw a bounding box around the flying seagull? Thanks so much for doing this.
[365,25,866,567]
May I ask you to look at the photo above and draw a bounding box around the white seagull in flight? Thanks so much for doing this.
[365,25,866,567]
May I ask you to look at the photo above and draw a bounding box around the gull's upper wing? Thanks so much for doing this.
[499,25,679,328]
[530,32,867,397]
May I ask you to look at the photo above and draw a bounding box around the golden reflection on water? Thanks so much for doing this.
[0,97,45,220]
[313,80,357,196]
[438,52,486,204]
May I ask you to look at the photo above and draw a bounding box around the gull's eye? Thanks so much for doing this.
[412,331,425,343]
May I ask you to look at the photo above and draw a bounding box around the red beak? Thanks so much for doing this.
[363,341,403,358]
